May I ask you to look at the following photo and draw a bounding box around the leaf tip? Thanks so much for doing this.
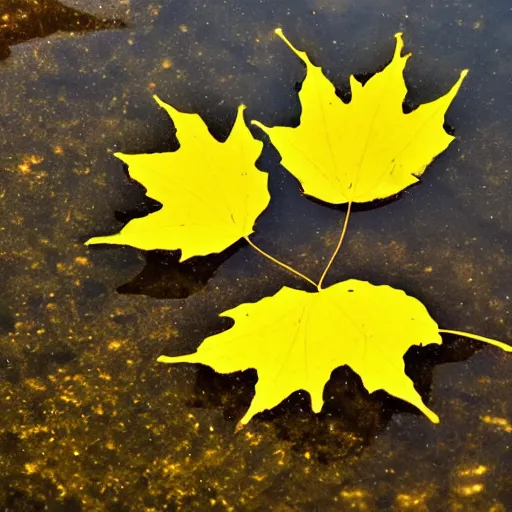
[310,390,324,414]
[429,412,441,424]
[153,94,178,116]
[157,353,200,365]
[393,32,407,59]
[84,236,110,246]
[449,69,469,97]
[419,404,440,424]
[238,411,254,426]
[251,119,266,131]
[273,27,306,62]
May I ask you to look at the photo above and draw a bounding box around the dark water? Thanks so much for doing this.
[0,0,510,510]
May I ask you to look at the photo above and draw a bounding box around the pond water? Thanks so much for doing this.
[0,0,510,510]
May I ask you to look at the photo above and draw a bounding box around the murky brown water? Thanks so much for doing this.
[0,0,510,510]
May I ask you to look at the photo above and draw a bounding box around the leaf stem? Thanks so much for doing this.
[439,329,512,352]
[244,236,317,289]
[318,201,353,290]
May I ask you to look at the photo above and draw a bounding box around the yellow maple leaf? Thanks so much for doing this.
[159,280,511,426]
[84,31,509,430]
[86,95,270,261]
[253,30,468,205]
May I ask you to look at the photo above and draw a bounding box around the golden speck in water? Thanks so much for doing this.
[458,465,488,477]
[456,484,484,496]
[481,415,512,432]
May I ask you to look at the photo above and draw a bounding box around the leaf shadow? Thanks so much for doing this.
[117,243,244,299]
[184,333,484,463]
[112,208,243,300]
[305,189,406,213]
[109,168,245,299]
[106,107,258,299]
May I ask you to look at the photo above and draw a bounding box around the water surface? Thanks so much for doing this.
[0,0,510,509]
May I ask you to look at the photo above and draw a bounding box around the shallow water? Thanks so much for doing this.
[0,0,510,510]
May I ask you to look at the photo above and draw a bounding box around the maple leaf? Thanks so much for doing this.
[85,30,510,430]
[253,30,468,205]
[159,280,511,426]
[86,95,270,261]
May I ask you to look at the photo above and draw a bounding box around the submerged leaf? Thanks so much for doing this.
[253,30,468,204]
[86,96,270,261]
[159,279,509,426]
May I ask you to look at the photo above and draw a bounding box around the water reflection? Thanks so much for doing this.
[118,244,242,299]
[0,0,125,61]
[101,180,244,299]
[183,331,482,463]
[0,0,510,507]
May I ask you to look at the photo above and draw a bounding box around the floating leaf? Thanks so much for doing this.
[253,30,468,205]
[86,96,270,261]
[85,31,510,429]
[159,280,509,425]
